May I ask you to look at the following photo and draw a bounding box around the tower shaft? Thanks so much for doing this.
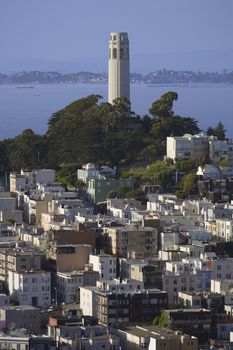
[108,32,130,104]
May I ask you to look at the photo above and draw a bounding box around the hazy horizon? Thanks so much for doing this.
[1,0,233,73]
[2,49,233,74]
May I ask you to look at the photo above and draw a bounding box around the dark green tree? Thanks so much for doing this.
[181,172,197,194]
[8,129,47,171]
[149,91,178,119]
[207,121,226,140]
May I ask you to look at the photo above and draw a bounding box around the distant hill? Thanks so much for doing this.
[1,69,233,85]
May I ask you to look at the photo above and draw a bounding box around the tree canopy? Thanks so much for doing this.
[0,92,225,175]
[207,121,226,140]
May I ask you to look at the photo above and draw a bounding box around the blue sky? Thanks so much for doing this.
[1,0,233,72]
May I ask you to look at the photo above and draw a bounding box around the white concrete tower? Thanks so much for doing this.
[108,32,130,104]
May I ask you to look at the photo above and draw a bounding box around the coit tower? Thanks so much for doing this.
[108,32,130,104]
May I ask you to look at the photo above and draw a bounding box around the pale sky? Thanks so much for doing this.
[1,0,233,72]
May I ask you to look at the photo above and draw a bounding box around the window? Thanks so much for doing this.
[113,48,117,59]
[120,48,124,59]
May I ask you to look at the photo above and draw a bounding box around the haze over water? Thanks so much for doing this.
[0,83,232,140]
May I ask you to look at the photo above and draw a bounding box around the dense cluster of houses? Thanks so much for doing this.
[1,134,233,349]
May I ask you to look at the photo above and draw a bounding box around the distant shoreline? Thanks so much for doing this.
[1,69,233,85]
[1,82,233,87]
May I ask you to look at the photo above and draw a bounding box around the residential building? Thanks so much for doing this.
[48,316,119,350]
[0,305,41,333]
[163,309,212,343]
[80,279,144,318]
[48,244,93,272]
[0,331,55,350]
[80,286,100,317]
[10,169,55,192]
[23,194,49,225]
[80,278,167,326]
[166,133,209,162]
[47,227,96,251]
[178,292,202,309]
[0,248,45,284]
[215,219,233,241]
[130,263,162,289]
[209,136,233,166]
[104,225,158,258]
[8,270,51,307]
[116,325,198,350]
[97,288,167,326]
[77,163,102,184]
[57,268,99,304]
[163,262,198,306]
[87,178,133,203]
[89,254,117,280]
[216,315,233,340]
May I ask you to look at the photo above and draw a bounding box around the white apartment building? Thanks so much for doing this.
[57,271,83,304]
[89,254,117,280]
[163,261,197,306]
[210,258,233,281]
[166,133,208,161]
[8,270,51,308]
[77,163,101,184]
[80,279,144,317]
[215,219,233,241]
[10,169,55,192]
[80,286,99,317]
[56,269,99,304]
[209,136,233,166]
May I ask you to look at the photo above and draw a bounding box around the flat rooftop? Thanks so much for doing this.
[118,325,195,339]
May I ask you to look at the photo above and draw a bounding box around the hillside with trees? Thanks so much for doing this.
[0,91,225,191]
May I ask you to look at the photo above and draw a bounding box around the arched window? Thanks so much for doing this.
[120,48,124,59]
[109,49,111,59]
[113,48,117,59]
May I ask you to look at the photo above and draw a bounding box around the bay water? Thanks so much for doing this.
[0,83,232,139]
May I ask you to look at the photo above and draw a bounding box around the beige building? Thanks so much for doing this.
[23,196,49,226]
[178,292,202,308]
[19,231,47,252]
[108,32,130,104]
[103,225,159,258]
[0,248,44,283]
[48,244,93,272]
